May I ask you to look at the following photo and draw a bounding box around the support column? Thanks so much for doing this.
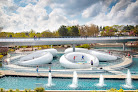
[51,45,52,48]
[123,43,125,51]
[72,44,75,52]
[32,46,33,51]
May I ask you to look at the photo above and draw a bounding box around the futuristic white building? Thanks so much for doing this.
[64,48,117,61]
[60,52,99,69]
[64,48,88,53]
[18,49,57,66]
[89,50,117,61]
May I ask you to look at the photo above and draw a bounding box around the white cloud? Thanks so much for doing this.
[49,0,99,16]
[108,0,131,18]
[82,2,103,18]
[20,0,38,4]
[87,0,138,26]
[0,0,137,33]
[1,0,78,32]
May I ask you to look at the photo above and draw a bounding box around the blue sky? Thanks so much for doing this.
[0,0,138,32]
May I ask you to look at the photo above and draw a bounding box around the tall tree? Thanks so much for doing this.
[58,25,68,36]
[112,25,124,31]
[79,25,87,36]
[87,24,99,36]
[123,25,134,32]
[69,26,80,36]
[29,29,36,38]
[41,30,53,37]
[0,32,7,37]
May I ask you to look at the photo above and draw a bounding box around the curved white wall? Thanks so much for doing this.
[89,50,117,61]
[34,48,57,57]
[18,52,53,66]
[60,52,99,69]
[64,48,117,61]
[18,48,57,66]
[64,48,88,53]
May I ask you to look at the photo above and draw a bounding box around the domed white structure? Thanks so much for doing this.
[64,48,117,61]
[33,48,57,57]
[18,52,53,66]
[89,50,117,61]
[18,48,57,66]
[60,52,99,69]
[64,48,88,53]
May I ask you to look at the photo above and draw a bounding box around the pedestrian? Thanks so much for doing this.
[109,51,110,55]
[36,66,39,73]
[49,66,51,73]
[34,36,35,40]
[128,53,130,57]
[91,60,93,65]
[81,55,84,60]
[73,56,76,61]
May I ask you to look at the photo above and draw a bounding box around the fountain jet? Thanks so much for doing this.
[46,72,54,87]
[96,74,106,87]
[69,71,78,88]
[123,69,133,88]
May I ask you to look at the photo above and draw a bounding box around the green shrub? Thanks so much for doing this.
[118,87,124,92]
[15,89,20,92]
[34,87,44,92]
[106,88,124,92]
[8,89,13,92]
[76,44,90,49]
[0,55,3,59]
[23,89,28,92]
[0,88,4,92]
[28,89,31,92]
[90,91,97,92]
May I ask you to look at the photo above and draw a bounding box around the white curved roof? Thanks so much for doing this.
[89,50,117,61]
[18,52,53,66]
[60,52,99,69]
[64,48,88,53]
[32,48,57,57]
[18,48,57,66]
[64,48,117,61]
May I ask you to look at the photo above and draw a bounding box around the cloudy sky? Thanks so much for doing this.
[0,0,138,32]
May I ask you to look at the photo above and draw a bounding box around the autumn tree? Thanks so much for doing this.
[87,24,99,36]
[79,25,88,36]
[79,24,99,36]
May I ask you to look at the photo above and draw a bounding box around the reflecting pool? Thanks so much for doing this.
[0,76,138,90]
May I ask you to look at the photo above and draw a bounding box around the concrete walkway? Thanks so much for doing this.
[0,70,138,79]
[103,56,133,75]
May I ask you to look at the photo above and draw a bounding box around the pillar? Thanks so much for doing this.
[32,46,33,51]
[123,43,125,51]
[51,45,52,48]
[72,44,75,52]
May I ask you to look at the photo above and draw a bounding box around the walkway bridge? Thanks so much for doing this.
[0,36,137,47]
